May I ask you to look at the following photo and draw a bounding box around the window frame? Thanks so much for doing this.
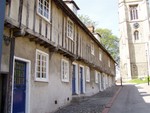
[99,49,102,61]
[134,30,139,41]
[108,58,111,67]
[35,49,49,82]
[67,18,74,40]
[61,59,69,82]
[37,0,50,22]
[129,5,138,20]
[91,42,95,55]
[85,66,90,82]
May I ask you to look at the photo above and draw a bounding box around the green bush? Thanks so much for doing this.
[128,77,149,84]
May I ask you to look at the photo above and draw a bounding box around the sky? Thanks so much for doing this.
[74,0,119,37]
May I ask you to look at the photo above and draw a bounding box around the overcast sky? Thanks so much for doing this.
[74,0,119,37]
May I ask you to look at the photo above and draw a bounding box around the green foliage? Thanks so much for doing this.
[96,28,120,64]
[78,14,119,64]
[78,14,97,27]
[128,77,149,84]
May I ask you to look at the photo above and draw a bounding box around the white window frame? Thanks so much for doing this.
[95,71,99,83]
[85,66,90,82]
[67,18,74,40]
[37,0,50,21]
[35,49,49,82]
[91,42,95,55]
[108,58,111,67]
[99,49,102,61]
[61,59,69,82]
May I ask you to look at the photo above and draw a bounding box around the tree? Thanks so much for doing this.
[96,28,119,64]
[78,15,119,64]
[78,14,97,27]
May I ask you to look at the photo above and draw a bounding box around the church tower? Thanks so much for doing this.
[119,0,150,80]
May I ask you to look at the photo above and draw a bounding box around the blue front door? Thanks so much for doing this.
[80,67,83,94]
[13,60,26,113]
[72,64,76,95]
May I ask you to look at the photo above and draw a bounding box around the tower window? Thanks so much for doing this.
[134,31,139,40]
[130,5,138,20]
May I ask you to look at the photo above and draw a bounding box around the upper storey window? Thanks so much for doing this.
[67,19,74,40]
[91,42,95,55]
[37,0,50,21]
[130,5,138,20]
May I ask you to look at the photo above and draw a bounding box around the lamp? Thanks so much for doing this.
[3,36,10,46]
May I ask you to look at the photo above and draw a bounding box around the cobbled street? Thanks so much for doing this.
[54,85,120,113]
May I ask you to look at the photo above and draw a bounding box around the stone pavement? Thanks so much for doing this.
[54,85,120,113]
[136,83,150,104]
[108,83,150,113]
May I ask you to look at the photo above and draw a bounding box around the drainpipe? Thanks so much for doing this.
[0,0,6,71]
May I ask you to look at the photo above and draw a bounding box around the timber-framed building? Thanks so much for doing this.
[0,0,116,113]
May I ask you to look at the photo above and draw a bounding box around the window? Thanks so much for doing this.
[91,42,94,55]
[35,50,49,82]
[108,58,110,67]
[134,30,139,40]
[99,50,102,61]
[61,59,69,82]
[86,66,90,82]
[95,71,98,83]
[67,19,74,40]
[130,5,138,20]
[37,0,50,20]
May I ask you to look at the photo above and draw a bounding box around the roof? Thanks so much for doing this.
[53,0,116,63]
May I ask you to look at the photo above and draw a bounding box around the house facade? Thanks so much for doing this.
[0,0,116,113]
[119,0,150,80]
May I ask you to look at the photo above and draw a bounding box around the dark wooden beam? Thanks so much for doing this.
[13,28,26,37]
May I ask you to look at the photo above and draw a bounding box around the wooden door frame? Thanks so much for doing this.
[11,56,31,113]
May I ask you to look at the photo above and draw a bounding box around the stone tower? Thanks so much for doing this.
[119,0,150,80]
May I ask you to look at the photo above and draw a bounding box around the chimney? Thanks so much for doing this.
[87,26,95,33]
[63,0,80,15]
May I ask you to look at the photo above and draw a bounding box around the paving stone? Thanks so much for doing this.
[54,85,120,113]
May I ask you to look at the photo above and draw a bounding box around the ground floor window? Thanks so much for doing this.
[35,49,49,82]
[61,59,69,82]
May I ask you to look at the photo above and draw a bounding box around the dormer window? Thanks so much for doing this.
[63,0,80,15]
[130,5,138,20]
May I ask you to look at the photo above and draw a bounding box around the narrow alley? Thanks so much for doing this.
[54,83,150,113]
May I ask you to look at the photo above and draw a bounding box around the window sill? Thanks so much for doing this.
[91,53,95,56]
[37,12,51,23]
[62,80,69,83]
[67,36,74,41]
[35,78,49,83]
[130,19,139,22]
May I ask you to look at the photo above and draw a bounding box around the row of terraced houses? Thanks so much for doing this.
[0,0,116,113]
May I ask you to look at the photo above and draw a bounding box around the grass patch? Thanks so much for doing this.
[128,77,149,84]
